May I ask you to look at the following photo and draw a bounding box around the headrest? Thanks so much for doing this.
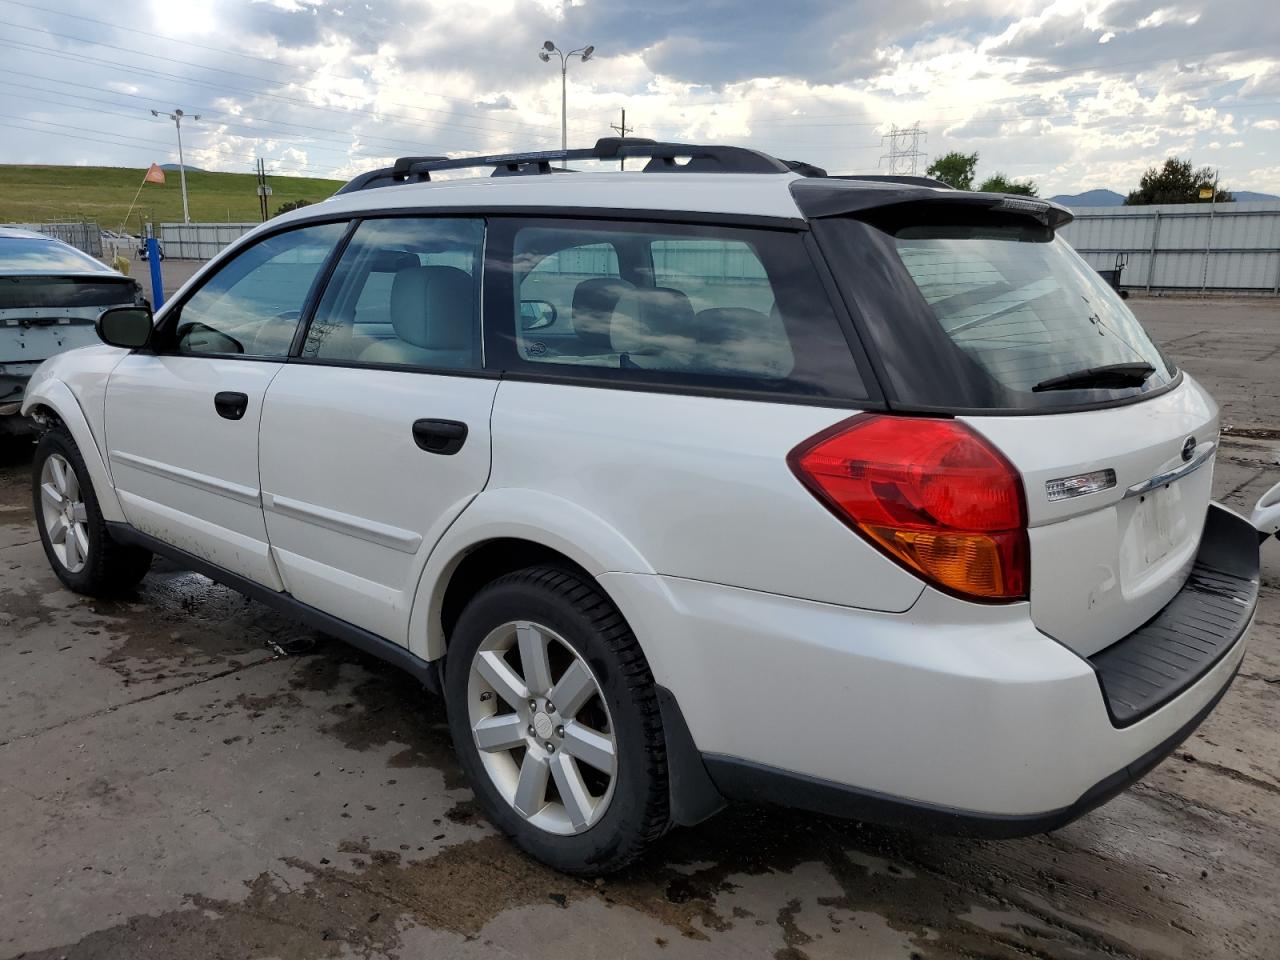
[610,286,696,356]
[694,306,794,376]
[389,265,473,350]
[572,277,635,349]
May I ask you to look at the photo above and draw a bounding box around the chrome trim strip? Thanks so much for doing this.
[263,492,423,554]
[109,450,261,505]
[1123,441,1217,499]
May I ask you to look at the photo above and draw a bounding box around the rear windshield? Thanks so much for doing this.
[0,238,109,273]
[893,225,1173,394]
[816,216,1178,413]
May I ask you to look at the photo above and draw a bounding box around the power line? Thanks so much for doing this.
[0,0,600,129]
[0,80,473,162]
[0,15,584,138]
[0,36,564,147]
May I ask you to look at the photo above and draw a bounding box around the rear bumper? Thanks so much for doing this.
[1089,504,1259,726]
[601,503,1258,830]
[702,661,1239,838]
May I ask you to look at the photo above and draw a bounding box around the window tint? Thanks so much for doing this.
[504,221,864,397]
[892,227,1174,393]
[303,218,484,369]
[173,222,344,358]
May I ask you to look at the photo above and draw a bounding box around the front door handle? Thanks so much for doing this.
[214,391,249,421]
[412,418,468,455]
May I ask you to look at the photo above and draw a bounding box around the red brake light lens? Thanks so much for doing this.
[788,415,1029,601]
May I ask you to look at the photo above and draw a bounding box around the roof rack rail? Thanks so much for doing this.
[335,138,798,194]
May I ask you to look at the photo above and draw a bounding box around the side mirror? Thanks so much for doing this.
[96,305,154,349]
[520,299,558,330]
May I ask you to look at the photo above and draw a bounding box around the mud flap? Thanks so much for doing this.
[656,685,726,826]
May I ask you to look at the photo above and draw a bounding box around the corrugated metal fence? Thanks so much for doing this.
[3,221,103,257]
[1059,200,1280,295]
[158,222,258,260]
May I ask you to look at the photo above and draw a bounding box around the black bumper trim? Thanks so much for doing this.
[703,660,1240,839]
[1089,503,1259,728]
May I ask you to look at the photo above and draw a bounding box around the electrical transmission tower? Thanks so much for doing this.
[879,122,927,175]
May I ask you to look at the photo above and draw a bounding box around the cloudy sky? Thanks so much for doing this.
[2,0,1278,195]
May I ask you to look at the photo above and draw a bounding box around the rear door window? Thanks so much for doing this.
[490,219,868,400]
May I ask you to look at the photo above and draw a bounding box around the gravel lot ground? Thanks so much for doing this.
[1,296,1278,960]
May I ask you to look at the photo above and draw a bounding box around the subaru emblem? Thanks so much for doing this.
[1181,436,1196,462]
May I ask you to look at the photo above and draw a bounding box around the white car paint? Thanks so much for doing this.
[258,364,498,642]
[600,570,1248,815]
[1254,479,1280,539]
[22,163,1262,831]
[966,374,1220,656]
[104,354,286,588]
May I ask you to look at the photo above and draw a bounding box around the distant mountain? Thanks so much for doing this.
[1048,189,1125,207]
[1050,187,1279,206]
[159,163,204,172]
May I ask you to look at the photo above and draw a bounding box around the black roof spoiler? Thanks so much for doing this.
[790,179,1074,229]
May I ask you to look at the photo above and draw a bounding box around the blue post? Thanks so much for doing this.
[146,235,164,309]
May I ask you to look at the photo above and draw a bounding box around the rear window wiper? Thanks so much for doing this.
[1031,362,1155,392]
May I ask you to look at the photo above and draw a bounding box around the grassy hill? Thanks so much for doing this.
[0,165,345,230]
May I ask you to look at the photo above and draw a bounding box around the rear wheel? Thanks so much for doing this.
[445,566,669,874]
[33,427,151,596]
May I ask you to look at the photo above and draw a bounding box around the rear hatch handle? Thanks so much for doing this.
[1253,479,1280,543]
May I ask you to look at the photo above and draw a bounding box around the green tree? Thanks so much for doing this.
[978,172,1039,196]
[274,198,313,217]
[1124,157,1231,205]
[926,151,978,190]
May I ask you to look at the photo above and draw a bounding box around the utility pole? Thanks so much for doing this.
[255,158,272,222]
[879,122,927,175]
[610,108,632,169]
[152,108,200,223]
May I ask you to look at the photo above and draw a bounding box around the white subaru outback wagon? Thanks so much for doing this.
[24,139,1262,874]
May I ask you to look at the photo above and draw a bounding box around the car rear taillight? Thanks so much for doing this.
[788,415,1028,602]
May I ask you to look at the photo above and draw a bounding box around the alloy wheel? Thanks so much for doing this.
[467,620,617,835]
[40,453,90,574]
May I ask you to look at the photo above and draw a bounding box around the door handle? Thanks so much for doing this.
[214,391,249,421]
[412,418,468,455]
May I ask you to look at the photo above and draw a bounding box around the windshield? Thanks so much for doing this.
[0,237,110,273]
[892,225,1174,395]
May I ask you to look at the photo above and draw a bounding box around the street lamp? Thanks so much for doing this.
[151,108,201,224]
[539,40,595,152]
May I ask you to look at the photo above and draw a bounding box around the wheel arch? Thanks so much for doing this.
[23,378,125,523]
[407,488,655,663]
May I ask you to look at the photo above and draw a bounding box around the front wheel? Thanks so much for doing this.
[32,427,152,596]
[445,566,670,874]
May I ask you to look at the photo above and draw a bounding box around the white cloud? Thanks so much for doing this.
[3,0,1278,196]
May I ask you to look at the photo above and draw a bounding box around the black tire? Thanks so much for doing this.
[32,426,152,597]
[445,566,669,874]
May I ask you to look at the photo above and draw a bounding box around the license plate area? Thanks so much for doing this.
[1130,483,1183,567]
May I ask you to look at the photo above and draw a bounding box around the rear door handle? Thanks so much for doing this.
[412,418,468,455]
[214,391,249,421]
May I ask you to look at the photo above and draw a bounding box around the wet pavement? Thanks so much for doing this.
[2,297,1279,959]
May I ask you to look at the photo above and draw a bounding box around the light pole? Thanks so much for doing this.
[539,41,594,151]
[151,108,201,223]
